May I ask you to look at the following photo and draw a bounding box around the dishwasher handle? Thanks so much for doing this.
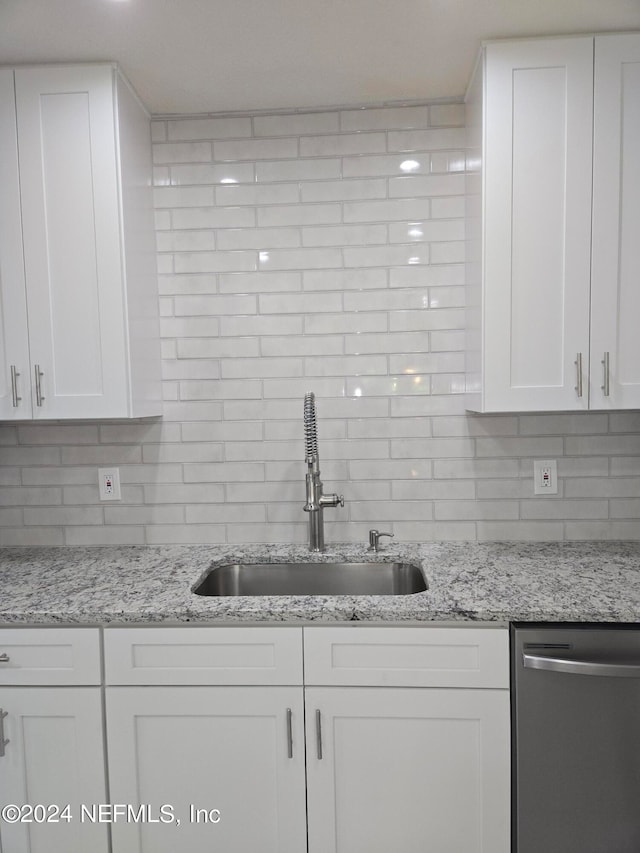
[523,652,640,678]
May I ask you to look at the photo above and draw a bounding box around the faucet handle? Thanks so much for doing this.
[320,493,344,508]
[368,529,394,552]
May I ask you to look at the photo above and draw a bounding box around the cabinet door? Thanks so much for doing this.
[0,70,32,420]
[591,34,640,409]
[0,688,108,853]
[481,38,593,411]
[306,686,510,853]
[106,686,307,853]
[14,65,129,419]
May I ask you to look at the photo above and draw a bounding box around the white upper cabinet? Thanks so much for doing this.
[590,34,640,409]
[0,64,161,420]
[466,33,640,412]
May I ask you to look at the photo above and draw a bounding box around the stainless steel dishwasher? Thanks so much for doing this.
[512,623,640,853]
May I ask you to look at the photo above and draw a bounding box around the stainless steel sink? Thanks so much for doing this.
[192,561,428,597]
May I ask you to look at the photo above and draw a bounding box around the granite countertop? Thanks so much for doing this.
[0,541,639,625]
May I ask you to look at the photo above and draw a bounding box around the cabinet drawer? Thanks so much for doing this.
[0,628,101,685]
[303,626,509,688]
[105,626,303,685]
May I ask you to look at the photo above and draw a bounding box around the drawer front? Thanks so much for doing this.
[303,626,509,688]
[0,628,101,685]
[105,626,303,685]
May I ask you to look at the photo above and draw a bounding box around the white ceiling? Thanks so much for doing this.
[1,0,640,115]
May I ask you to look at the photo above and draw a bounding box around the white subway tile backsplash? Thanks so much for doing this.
[221,357,303,379]
[259,291,343,314]
[216,227,301,251]
[214,137,298,161]
[257,203,341,226]
[340,106,430,131]
[343,244,429,268]
[343,288,428,312]
[304,312,386,335]
[167,117,252,141]
[216,183,299,206]
[344,331,426,354]
[305,355,387,377]
[219,271,302,293]
[299,132,386,157]
[172,206,256,229]
[256,158,341,182]
[220,314,303,336]
[154,186,214,208]
[156,230,216,252]
[342,153,431,178]
[301,179,387,203]
[302,223,388,247]
[344,198,431,222]
[174,251,257,274]
[173,294,257,317]
[169,162,255,186]
[388,173,465,197]
[3,99,637,546]
[303,269,387,290]
[153,142,212,164]
[261,335,344,356]
[254,111,340,137]
[388,127,466,151]
[259,247,343,270]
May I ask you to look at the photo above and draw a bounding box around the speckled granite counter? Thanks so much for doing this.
[0,541,639,625]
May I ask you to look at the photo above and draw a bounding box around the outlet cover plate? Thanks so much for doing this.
[98,468,121,501]
[533,459,558,495]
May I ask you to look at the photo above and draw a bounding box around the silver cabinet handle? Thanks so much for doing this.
[315,709,323,760]
[574,353,583,398]
[286,708,293,759]
[34,365,45,406]
[0,710,8,757]
[601,351,610,397]
[0,653,9,663]
[524,652,640,678]
[10,366,21,407]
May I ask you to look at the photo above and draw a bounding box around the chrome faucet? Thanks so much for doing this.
[303,392,344,552]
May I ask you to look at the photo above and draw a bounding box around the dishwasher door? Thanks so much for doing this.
[512,624,640,853]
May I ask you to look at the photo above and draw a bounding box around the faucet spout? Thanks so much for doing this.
[302,393,344,552]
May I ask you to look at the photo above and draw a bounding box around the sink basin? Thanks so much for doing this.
[193,561,428,597]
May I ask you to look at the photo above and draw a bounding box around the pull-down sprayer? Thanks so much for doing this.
[303,392,344,552]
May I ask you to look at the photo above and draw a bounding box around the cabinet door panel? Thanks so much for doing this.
[482,38,593,411]
[106,686,306,853]
[0,70,31,420]
[0,688,108,853]
[306,686,510,853]
[15,66,128,418]
[591,33,640,409]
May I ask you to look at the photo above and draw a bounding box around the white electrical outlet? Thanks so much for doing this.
[98,468,121,501]
[533,460,558,495]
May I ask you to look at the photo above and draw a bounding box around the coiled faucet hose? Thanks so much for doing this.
[303,392,319,464]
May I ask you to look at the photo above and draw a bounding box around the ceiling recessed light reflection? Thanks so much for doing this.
[408,256,421,265]
[259,251,270,263]
[408,226,423,239]
[400,159,421,172]
[220,178,238,184]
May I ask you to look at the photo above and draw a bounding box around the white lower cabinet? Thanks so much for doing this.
[105,625,510,853]
[305,687,509,853]
[105,687,307,853]
[0,629,108,853]
[0,624,509,853]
